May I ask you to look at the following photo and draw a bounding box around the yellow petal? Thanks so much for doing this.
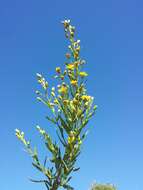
[79,72,88,77]
[67,64,75,70]
[70,80,77,86]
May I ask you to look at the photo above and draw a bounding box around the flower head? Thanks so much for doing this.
[70,80,77,86]
[63,99,69,105]
[36,73,48,90]
[15,129,29,146]
[67,64,75,70]
[56,67,61,73]
[79,72,88,77]
[81,95,91,102]
[58,85,68,95]
[61,19,70,28]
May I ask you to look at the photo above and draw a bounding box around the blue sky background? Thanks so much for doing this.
[0,0,143,190]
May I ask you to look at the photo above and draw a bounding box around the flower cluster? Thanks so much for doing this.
[15,129,30,147]
[15,19,97,190]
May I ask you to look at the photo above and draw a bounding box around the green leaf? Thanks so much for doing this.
[63,184,74,190]
[32,162,43,172]
[81,130,89,141]
[56,130,66,147]
[59,115,71,134]
[73,167,80,172]
[29,178,48,183]
[46,116,57,124]
[44,156,48,167]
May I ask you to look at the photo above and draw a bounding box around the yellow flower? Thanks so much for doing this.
[79,71,88,77]
[56,67,61,73]
[73,51,79,59]
[54,99,59,104]
[70,80,77,86]
[76,46,80,52]
[67,64,75,70]
[58,85,68,94]
[51,91,55,97]
[81,95,91,102]
[61,19,70,28]
[74,61,79,68]
[63,99,69,105]
[73,99,78,105]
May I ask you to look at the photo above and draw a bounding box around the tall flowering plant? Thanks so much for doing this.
[15,19,97,190]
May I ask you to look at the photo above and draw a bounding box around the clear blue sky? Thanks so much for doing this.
[0,0,143,190]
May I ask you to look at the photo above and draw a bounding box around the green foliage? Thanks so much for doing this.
[91,183,117,190]
[15,19,97,190]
